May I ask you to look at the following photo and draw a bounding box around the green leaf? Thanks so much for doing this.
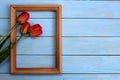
[0,23,18,46]
[0,35,22,64]
[0,35,9,49]
[0,45,10,64]
[0,33,23,64]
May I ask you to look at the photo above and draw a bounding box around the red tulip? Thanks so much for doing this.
[17,12,30,24]
[0,12,30,47]
[29,24,42,37]
[20,22,30,35]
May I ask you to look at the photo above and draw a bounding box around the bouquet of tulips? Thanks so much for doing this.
[0,12,43,64]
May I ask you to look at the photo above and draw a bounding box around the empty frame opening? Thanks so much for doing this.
[16,11,56,68]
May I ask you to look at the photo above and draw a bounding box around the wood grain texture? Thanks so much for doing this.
[1,37,120,55]
[1,1,120,18]
[1,19,120,36]
[10,5,17,74]
[1,56,120,73]
[1,74,120,80]
[0,0,120,79]
[17,56,120,73]
[15,37,120,55]
[10,5,62,74]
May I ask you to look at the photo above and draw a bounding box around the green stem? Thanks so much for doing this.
[0,35,23,64]
[0,22,19,45]
[0,35,9,49]
[0,46,10,63]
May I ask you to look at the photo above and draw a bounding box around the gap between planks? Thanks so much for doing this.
[17,54,120,56]
[2,36,120,37]
[2,18,120,19]
[2,73,120,74]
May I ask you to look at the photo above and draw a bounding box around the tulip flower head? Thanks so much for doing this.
[0,11,44,64]
[29,24,43,37]
[17,12,30,24]
[20,22,30,35]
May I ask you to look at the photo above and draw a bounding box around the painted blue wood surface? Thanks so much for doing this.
[15,37,120,55]
[1,37,120,55]
[17,56,120,73]
[1,0,120,80]
[17,56,56,68]
[1,74,120,80]
[1,1,120,18]
[1,56,120,73]
[1,19,120,36]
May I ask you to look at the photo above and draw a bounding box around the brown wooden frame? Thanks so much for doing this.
[10,5,62,74]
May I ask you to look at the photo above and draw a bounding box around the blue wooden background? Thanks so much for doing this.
[1,0,120,80]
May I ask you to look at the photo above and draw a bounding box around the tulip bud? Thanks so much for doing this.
[17,12,30,24]
[29,24,42,37]
[20,22,30,35]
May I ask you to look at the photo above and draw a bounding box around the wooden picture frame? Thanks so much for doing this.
[10,5,62,74]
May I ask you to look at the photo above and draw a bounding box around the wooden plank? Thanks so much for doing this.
[62,37,120,55]
[0,19,9,36]
[0,19,56,36]
[16,56,55,68]
[16,37,55,55]
[1,37,120,55]
[1,1,120,18]
[16,37,120,55]
[62,19,120,36]
[1,74,120,80]
[17,11,55,18]
[1,56,120,73]
[1,19,120,36]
